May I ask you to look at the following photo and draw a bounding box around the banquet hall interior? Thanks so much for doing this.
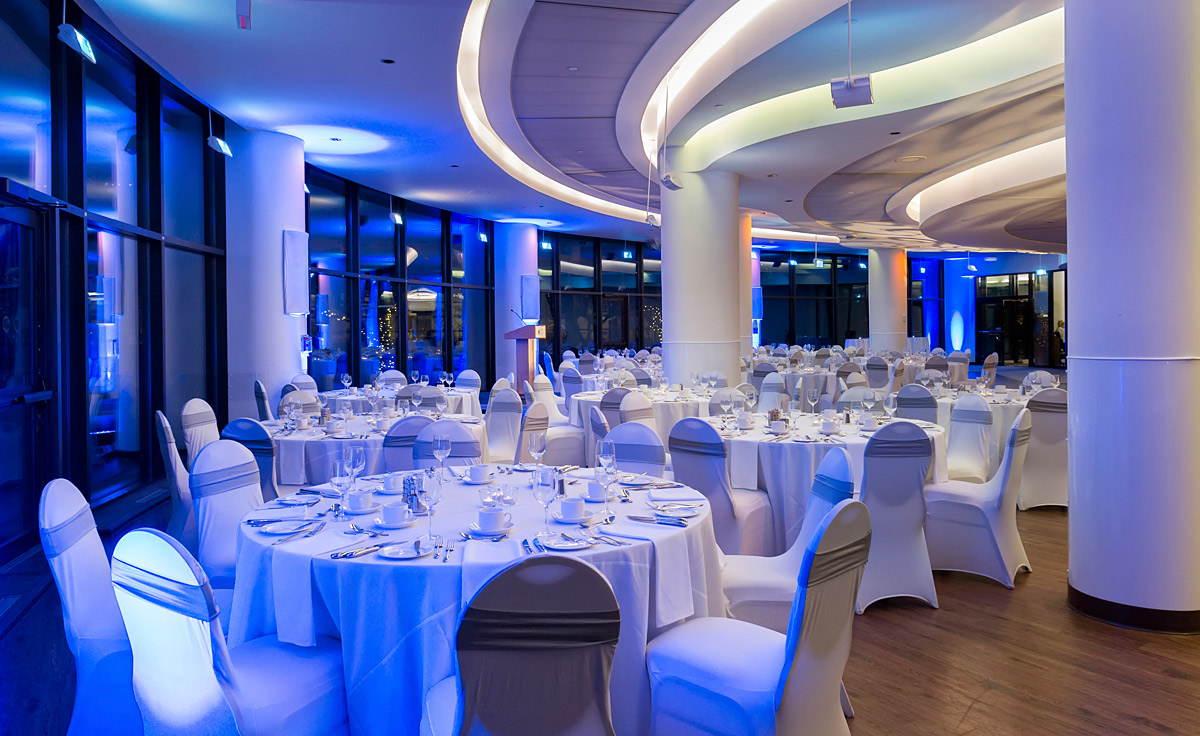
[2,0,1198,734]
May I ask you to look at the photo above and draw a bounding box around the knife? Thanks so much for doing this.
[521,538,534,555]
[626,515,688,528]
[272,521,324,545]
[330,544,384,559]
[532,538,548,553]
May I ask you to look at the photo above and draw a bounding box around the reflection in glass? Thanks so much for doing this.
[599,296,627,349]
[451,215,488,286]
[309,274,349,391]
[0,0,51,193]
[558,235,594,290]
[405,202,443,282]
[641,245,661,293]
[641,296,662,347]
[407,285,443,376]
[538,234,555,290]
[361,279,399,380]
[86,230,140,498]
[452,288,488,376]
[539,292,558,355]
[560,294,595,354]
[85,38,138,222]
[307,172,347,271]
[761,298,789,346]
[795,299,832,347]
[0,218,33,549]
[359,188,396,277]
[161,94,205,243]
[162,248,208,437]
[600,241,637,292]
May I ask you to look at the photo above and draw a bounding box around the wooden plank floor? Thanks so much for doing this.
[845,509,1200,736]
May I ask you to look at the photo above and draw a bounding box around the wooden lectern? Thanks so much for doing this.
[504,324,546,397]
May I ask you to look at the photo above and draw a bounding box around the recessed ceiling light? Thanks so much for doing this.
[784,199,793,203]
[896,155,927,163]
[381,58,395,64]
[567,66,579,71]
[714,104,724,108]
[450,164,459,168]
[766,173,777,178]
[890,131,901,135]
[330,137,341,142]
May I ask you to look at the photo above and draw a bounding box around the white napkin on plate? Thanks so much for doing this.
[647,487,706,503]
[601,521,694,626]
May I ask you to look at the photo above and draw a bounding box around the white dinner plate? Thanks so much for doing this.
[617,475,654,486]
[259,521,318,535]
[376,485,405,495]
[553,510,595,525]
[651,506,701,519]
[275,495,319,507]
[378,541,436,560]
[539,534,594,551]
[344,503,382,516]
[468,522,514,538]
[463,475,496,485]
[511,463,537,472]
[372,517,418,530]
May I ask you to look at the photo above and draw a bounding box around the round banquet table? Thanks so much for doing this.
[321,387,483,420]
[569,389,713,464]
[228,470,724,736]
[268,414,488,486]
[716,414,948,555]
[934,391,1028,474]
[774,369,838,403]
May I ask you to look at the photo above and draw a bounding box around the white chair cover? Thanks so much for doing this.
[490,377,512,393]
[981,352,999,388]
[605,422,667,477]
[710,387,746,415]
[589,406,610,443]
[561,367,584,406]
[578,353,597,375]
[220,418,279,502]
[290,373,319,393]
[612,369,636,388]
[598,387,631,429]
[924,355,949,374]
[864,357,890,390]
[518,401,585,467]
[630,367,653,387]
[278,389,320,418]
[759,373,790,413]
[39,479,142,736]
[946,352,970,387]
[1018,388,1068,509]
[750,363,777,393]
[835,386,875,412]
[914,369,942,384]
[279,383,298,402]
[484,388,523,464]
[813,348,831,364]
[414,420,483,469]
[455,369,482,393]
[112,528,347,736]
[422,556,619,736]
[931,347,946,356]
[856,421,937,612]
[646,499,871,736]
[651,346,662,355]
[924,410,1033,588]
[530,375,570,424]
[379,369,407,387]
[562,350,577,361]
[668,418,772,555]
[1023,370,1056,388]
[946,393,992,483]
[542,352,560,391]
[190,439,264,627]
[382,415,434,472]
[181,398,220,472]
[895,384,938,423]
[416,385,448,411]
[844,373,868,389]
[253,380,273,422]
[156,410,197,554]
[618,391,656,430]
[834,363,861,387]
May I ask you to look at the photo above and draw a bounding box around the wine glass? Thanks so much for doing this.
[328,458,351,521]
[529,431,547,470]
[317,392,330,413]
[883,393,897,419]
[345,443,366,491]
[434,393,448,418]
[409,370,420,385]
[340,373,353,391]
[806,387,820,415]
[719,393,733,419]
[596,439,616,519]
[789,400,804,430]
[418,468,442,544]
[744,387,758,414]
[365,387,379,417]
[532,467,558,541]
[420,374,430,387]
[432,432,452,482]
[412,389,424,414]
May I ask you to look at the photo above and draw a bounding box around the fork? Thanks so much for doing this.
[442,539,456,562]
[347,523,388,538]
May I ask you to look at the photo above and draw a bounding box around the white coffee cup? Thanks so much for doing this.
[468,464,492,482]
[347,491,372,511]
[737,412,752,430]
[383,474,402,492]
[382,502,412,525]
[327,420,344,435]
[560,497,585,520]
[681,387,692,398]
[478,507,512,532]
[862,414,879,431]
[297,416,311,430]
[585,482,607,501]
[821,419,837,434]
[381,405,395,418]
[822,409,837,420]
[770,419,787,435]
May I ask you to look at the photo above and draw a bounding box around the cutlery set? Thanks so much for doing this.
[271,522,326,545]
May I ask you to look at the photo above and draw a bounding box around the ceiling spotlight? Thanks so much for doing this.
[623,250,633,259]
[788,259,798,266]
[1035,267,1047,276]
[304,183,310,195]
[390,212,404,225]
[567,66,579,71]
[896,155,927,164]
[814,257,825,268]
[966,263,978,272]
[645,213,660,227]
[858,261,867,269]
[540,241,552,250]
[207,135,232,157]
[477,232,488,243]
[57,23,95,63]
[236,0,251,29]
[831,1,873,109]
[919,267,926,274]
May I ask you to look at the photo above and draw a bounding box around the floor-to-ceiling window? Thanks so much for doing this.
[758,249,874,347]
[909,257,943,349]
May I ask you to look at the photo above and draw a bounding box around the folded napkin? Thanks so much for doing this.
[460,537,525,608]
[647,487,706,503]
[602,521,694,626]
[725,435,760,490]
[270,525,359,646]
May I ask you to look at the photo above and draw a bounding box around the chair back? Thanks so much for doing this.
[156,411,197,554]
[382,415,434,472]
[993,409,1034,512]
[599,387,631,429]
[562,350,577,361]
[630,367,653,387]
[864,357,891,390]
[491,377,512,393]
[190,440,263,592]
[860,421,932,542]
[835,386,875,412]
[710,387,746,414]
[835,363,861,384]
[895,384,938,423]
[759,372,790,413]
[668,419,740,553]
[931,347,946,356]
[414,420,483,469]
[253,380,273,421]
[455,556,619,735]
[578,353,597,375]
[181,398,219,472]
[589,406,610,443]
[924,355,949,373]
[416,385,447,411]
[775,500,871,733]
[750,363,778,392]
[946,351,970,387]
[220,418,278,502]
[280,383,298,400]
[1023,370,1056,388]
[379,369,407,387]
[278,389,320,417]
[844,372,868,389]
[561,367,584,404]
[651,346,662,355]
[793,448,854,555]
[485,388,524,464]
[517,402,552,464]
[701,370,727,388]
[605,422,666,477]
[1020,390,1067,507]
[618,391,656,430]
[290,373,319,393]
[456,369,482,393]
[813,348,831,364]
[947,393,993,483]
[111,528,240,735]
[982,353,999,387]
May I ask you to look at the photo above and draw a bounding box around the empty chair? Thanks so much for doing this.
[221,417,279,502]
[393,383,419,411]
[253,380,274,421]
[531,374,569,422]
[112,529,347,736]
[599,387,631,429]
[651,346,662,355]
[702,370,728,388]
[835,362,861,386]
[490,377,512,393]
[813,348,832,364]
[278,389,320,418]
[589,406,610,443]
[864,356,891,390]
[606,422,667,477]
[578,352,597,375]
[914,369,943,385]
[181,398,220,471]
[981,352,1000,388]
[1018,388,1068,509]
[733,382,758,412]
[946,393,993,483]
[758,372,790,413]
[379,369,407,387]
[39,479,142,736]
[382,414,434,472]
[710,387,746,416]
[646,499,871,736]
[931,347,946,356]
[190,440,264,630]
[618,390,656,430]
[541,352,560,390]
[415,385,448,413]
[895,384,938,423]
[517,401,585,467]
[668,418,772,555]
[155,410,197,554]
[924,355,949,374]
[561,366,584,406]
[414,420,483,469]
[750,363,777,393]
[630,367,653,387]
[924,410,1033,588]
[421,556,620,736]
[824,355,845,370]
[290,373,319,393]
[484,388,523,463]
[455,369,482,393]
[835,385,875,412]
[279,383,298,403]
[1023,370,1056,389]
[562,349,577,361]
[946,351,970,387]
[844,372,868,390]
[856,422,937,613]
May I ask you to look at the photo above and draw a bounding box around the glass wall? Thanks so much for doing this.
[756,249,871,347]
[84,36,139,224]
[909,257,943,349]
[0,0,51,193]
[161,94,205,243]
[162,247,209,435]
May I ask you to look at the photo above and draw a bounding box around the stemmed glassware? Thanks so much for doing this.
[789,400,804,433]
[596,438,616,521]
[410,370,420,385]
[418,467,442,545]
[806,387,820,416]
[434,392,448,419]
[532,467,558,541]
[529,431,547,470]
[744,387,758,414]
[719,393,734,423]
[420,374,430,388]
[432,432,452,482]
[329,458,351,521]
[317,392,330,415]
[340,373,353,391]
[345,443,366,494]
[412,389,424,415]
[883,393,897,420]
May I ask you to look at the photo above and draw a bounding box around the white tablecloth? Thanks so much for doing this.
[322,387,483,419]
[775,370,837,403]
[935,392,1028,475]
[569,390,713,464]
[228,471,725,736]
[718,415,948,555]
[270,415,488,486]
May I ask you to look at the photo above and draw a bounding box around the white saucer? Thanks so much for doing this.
[259,521,317,535]
[373,517,418,530]
[463,475,496,485]
[581,493,613,503]
[275,495,319,507]
[511,463,537,472]
[376,485,406,495]
[553,510,594,525]
[378,541,435,560]
[539,534,594,551]
[467,522,514,538]
[617,475,652,486]
[344,503,382,516]
[652,506,701,519]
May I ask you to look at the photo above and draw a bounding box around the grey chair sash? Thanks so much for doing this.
[600,396,626,412]
[753,366,776,377]
[1028,398,1067,413]
[414,439,482,459]
[191,460,260,498]
[864,437,932,458]
[811,473,853,506]
[523,416,550,433]
[1009,427,1032,447]
[490,401,523,414]
[952,409,993,425]
[614,442,665,464]
[40,505,97,558]
[458,378,481,390]
[948,355,968,364]
[668,437,725,457]
[563,374,583,385]
[223,433,274,459]
[181,406,216,429]
[621,407,654,422]
[457,607,620,650]
[383,432,419,448]
[806,533,872,588]
[111,557,218,622]
[896,396,936,408]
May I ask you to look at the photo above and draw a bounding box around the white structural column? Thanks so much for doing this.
[493,222,539,383]
[1067,0,1200,631]
[867,247,908,352]
[225,129,307,421]
[660,170,741,384]
[738,212,754,356]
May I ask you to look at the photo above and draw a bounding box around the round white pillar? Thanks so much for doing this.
[493,222,539,384]
[738,212,754,356]
[660,170,741,384]
[225,129,307,421]
[867,247,908,352]
[1067,0,1200,631]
